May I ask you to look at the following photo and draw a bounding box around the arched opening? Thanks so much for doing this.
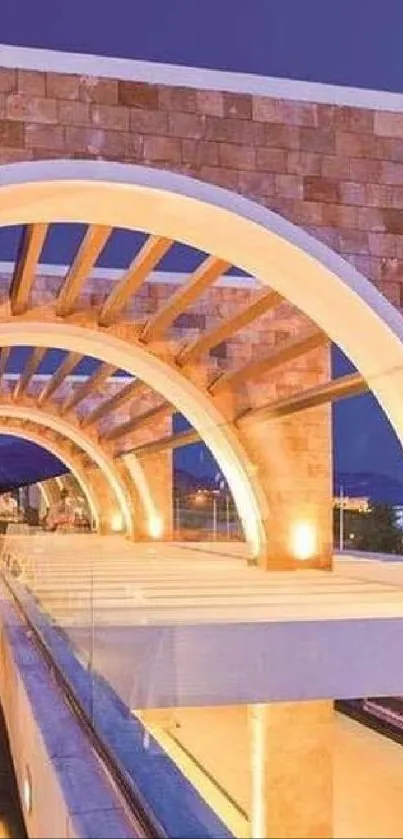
[0,424,99,529]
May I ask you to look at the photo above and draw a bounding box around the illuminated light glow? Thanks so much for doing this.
[148,514,164,539]
[4,160,403,559]
[23,767,32,814]
[291,521,317,561]
[111,511,124,532]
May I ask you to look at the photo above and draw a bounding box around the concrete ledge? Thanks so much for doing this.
[0,582,136,839]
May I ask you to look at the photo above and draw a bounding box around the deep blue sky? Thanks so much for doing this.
[1,1,403,492]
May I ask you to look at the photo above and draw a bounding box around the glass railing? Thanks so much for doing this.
[1,529,249,839]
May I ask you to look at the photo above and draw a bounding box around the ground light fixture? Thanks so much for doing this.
[291,521,317,561]
[23,765,32,814]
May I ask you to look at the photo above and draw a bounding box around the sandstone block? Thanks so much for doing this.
[223,93,252,120]
[303,176,339,203]
[143,135,182,163]
[17,70,46,96]
[168,111,205,139]
[196,90,224,117]
[218,142,255,170]
[158,86,196,113]
[118,81,158,109]
[256,147,287,173]
[6,94,57,123]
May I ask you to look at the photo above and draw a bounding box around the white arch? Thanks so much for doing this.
[1,160,403,557]
[0,401,134,535]
[0,422,99,527]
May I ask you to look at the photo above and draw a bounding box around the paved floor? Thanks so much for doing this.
[0,709,26,839]
[13,534,403,625]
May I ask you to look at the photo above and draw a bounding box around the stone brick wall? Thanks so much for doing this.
[1,65,403,310]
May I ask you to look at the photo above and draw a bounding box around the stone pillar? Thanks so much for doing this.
[248,701,333,839]
[137,449,173,540]
[241,404,332,570]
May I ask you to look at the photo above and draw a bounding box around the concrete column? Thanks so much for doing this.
[241,404,332,570]
[248,701,333,839]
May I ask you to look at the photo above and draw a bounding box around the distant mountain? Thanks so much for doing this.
[334,472,403,505]
[174,468,219,493]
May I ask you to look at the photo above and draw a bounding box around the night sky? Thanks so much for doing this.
[1,1,403,492]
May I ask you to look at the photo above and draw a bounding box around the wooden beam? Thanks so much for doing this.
[102,402,171,443]
[10,224,48,315]
[177,289,283,366]
[210,327,327,393]
[37,352,82,406]
[99,235,172,326]
[14,347,47,400]
[81,379,146,428]
[61,362,117,415]
[141,256,230,343]
[0,348,10,385]
[56,225,111,316]
[117,372,368,458]
[238,372,368,424]
[122,427,200,458]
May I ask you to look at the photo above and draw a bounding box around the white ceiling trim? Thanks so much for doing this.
[0,42,403,113]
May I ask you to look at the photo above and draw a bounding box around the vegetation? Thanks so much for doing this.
[334,501,402,554]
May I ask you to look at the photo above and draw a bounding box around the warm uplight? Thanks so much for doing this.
[291,521,317,561]
[111,512,123,532]
[23,767,32,814]
[148,515,164,539]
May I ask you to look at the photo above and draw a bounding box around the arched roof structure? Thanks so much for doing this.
[0,159,401,560]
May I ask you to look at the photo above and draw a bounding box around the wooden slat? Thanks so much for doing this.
[209,327,327,393]
[118,373,367,458]
[61,362,117,415]
[141,256,230,343]
[81,379,146,429]
[99,235,172,326]
[10,224,48,315]
[56,225,111,316]
[238,373,368,424]
[37,352,82,406]
[177,289,283,366]
[13,347,47,400]
[102,402,171,443]
[122,428,200,458]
